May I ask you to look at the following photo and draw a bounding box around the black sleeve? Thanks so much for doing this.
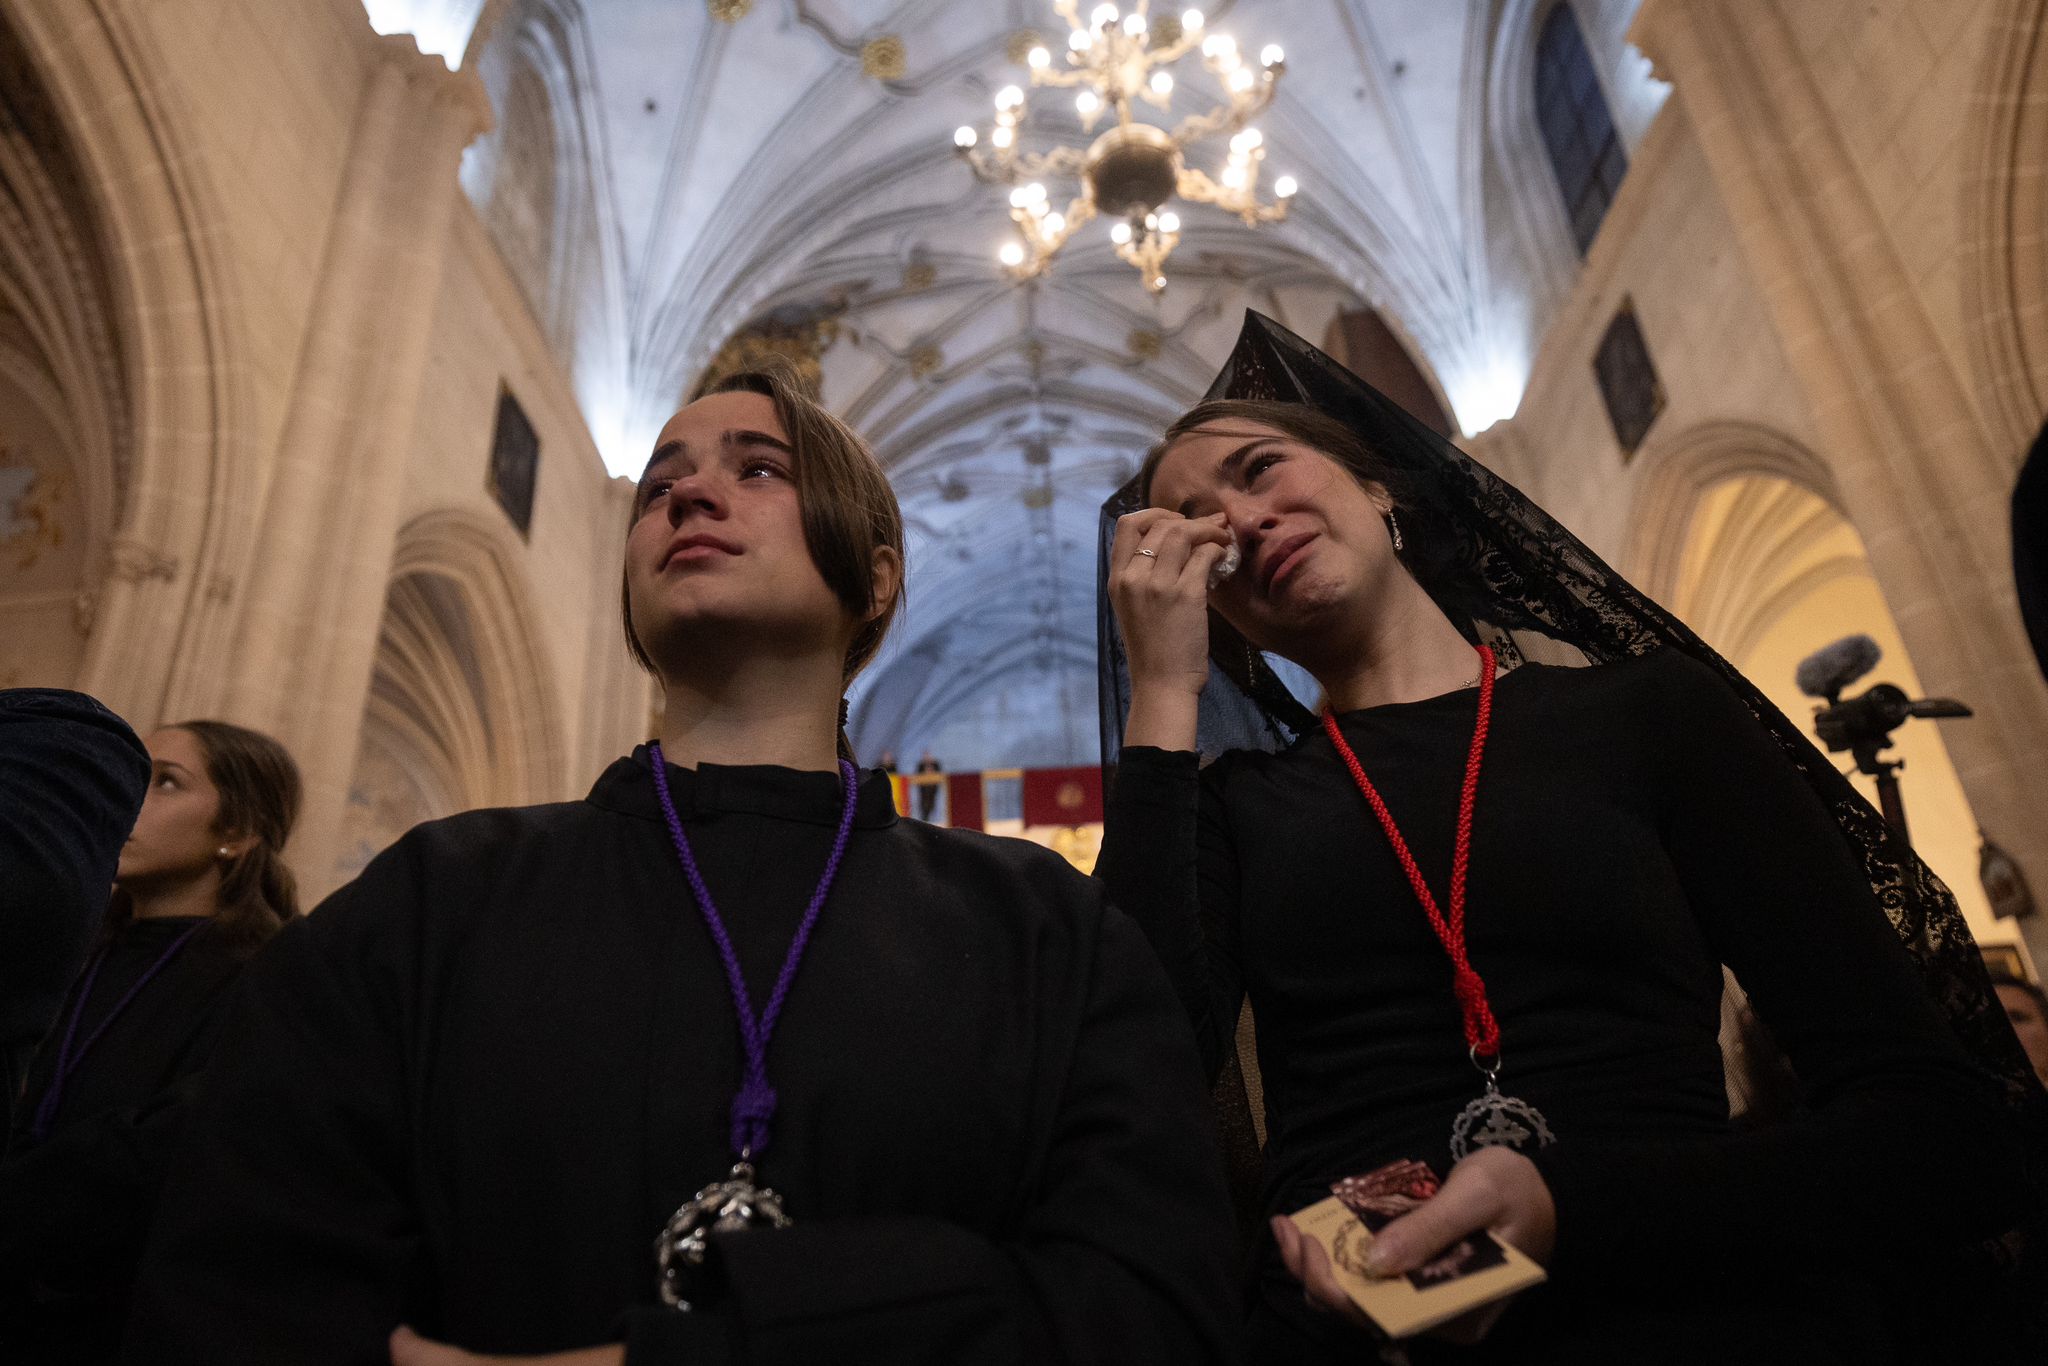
[1529,653,2023,1281]
[122,858,423,1366]
[0,689,149,1131]
[1094,747,1245,1078]
[616,906,1240,1366]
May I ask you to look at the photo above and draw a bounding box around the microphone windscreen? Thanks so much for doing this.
[1795,634,1881,698]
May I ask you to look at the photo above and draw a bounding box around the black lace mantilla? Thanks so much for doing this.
[1097,310,2047,1324]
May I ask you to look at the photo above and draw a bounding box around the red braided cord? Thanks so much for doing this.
[1322,645,1500,1058]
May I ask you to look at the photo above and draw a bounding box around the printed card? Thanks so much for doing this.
[1289,1159,1546,1339]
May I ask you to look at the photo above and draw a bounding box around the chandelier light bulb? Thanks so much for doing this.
[1111,221,1134,244]
[999,241,1027,267]
[1261,44,1285,67]
[1183,9,1205,33]
[1230,127,1263,153]
[1092,4,1119,29]
[1152,275,1166,291]
[1026,181,1048,205]
[1123,12,1147,37]
[954,125,978,148]
[1044,212,1066,235]
[1229,67,1255,91]
[1221,164,1247,190]
[1010,186,1032,208]
[1275,175,1298,198]
[1076,89,1101,115]
[991,125,1015,148]
[1150,71,1173,95]
[1028,45,1051,69]
[1144,212,1159,229]
[1159,211,1181,233]
[995,85,1024,110]
[1069,29,1093,51]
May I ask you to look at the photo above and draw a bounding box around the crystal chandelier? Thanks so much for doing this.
[953,2,1296,294]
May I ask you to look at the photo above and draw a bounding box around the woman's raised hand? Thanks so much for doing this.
[1108,509,1232,751]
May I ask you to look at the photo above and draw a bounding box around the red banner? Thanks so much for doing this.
[945,772,984,831]
[1022,766,1103,827]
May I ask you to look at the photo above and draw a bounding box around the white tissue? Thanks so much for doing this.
[1208,534,1242,589]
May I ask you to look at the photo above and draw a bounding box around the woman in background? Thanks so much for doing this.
[1,719,299,1364]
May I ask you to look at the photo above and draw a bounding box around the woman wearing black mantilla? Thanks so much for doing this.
[125,362,1238,1366]
[1096,312,2046,1363]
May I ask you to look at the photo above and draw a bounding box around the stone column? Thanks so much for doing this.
[225,34,490,890]
[1632,0,2048,960]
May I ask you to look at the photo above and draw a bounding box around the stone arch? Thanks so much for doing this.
[1321,307,1458,439]
[336,508,566,879]
[0,0,257,723]
[1963,0,2048,458]
[1489,0,1591,318]
[463,0,622,381]
[486,54,561,335]
[1623,420,1999,932]
[0,13,126,688]
[1622,419,1839,603]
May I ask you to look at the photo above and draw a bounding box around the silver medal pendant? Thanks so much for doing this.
[1448,1058,1556,1161]
[654,1160,791,1310]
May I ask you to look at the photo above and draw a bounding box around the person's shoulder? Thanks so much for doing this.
[394,798,597,863]
[897,818,1097,889]
[1520,649,1778,765]
[303,798,599,936]
[1196,725,1326,800]
[1523,646,1731,709]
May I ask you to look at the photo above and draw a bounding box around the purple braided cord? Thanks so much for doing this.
[648,744,858,1159]
[31,922,205,1141]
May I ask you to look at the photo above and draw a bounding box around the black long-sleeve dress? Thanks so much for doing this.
[1096,648,2022,1363]
[124,750,1238,1365]
[2,917,254,1363]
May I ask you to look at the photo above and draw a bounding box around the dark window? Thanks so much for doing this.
[1593,300,1663,458]
[487,387,540,537]
[1536,3,1627,256]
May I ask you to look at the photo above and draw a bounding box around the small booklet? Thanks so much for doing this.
[1288,1159,1546,1339]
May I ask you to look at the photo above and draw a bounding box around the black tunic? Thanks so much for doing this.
[124,752,1238,1364]
[2,916,251,1363]
[1097,648,2021,1362]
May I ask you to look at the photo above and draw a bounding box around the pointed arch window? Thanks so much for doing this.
[1535,3,1627,256]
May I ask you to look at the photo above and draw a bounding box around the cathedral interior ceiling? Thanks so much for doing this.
[422,0,1628,754]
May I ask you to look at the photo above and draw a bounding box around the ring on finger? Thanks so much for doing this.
[1133,548,1158,560]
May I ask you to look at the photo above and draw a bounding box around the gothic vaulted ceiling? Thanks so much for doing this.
[375,0,1659,767]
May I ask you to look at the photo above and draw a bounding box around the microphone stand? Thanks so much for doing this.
[1812,682,1973,849]
[1846,738,1911,844]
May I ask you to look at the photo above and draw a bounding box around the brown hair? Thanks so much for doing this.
[1134,397,1493,689]
[622,359,906,684]
[1139,398,1401,508]
[107,720,302,953]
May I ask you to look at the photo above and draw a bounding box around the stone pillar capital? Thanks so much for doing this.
[367,31,494,147]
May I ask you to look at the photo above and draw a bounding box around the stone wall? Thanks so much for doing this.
[1488,0,2044,959]
[0,0,648,900]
